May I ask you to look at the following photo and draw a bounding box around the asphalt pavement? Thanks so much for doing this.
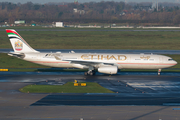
[1,72,180,120]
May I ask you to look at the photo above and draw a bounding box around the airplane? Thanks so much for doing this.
[6,29,177,75]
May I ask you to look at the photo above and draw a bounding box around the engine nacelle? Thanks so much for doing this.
[98,66,118,74]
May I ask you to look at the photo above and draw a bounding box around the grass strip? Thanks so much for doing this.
[19,82,114,93]
[1,29,180,50]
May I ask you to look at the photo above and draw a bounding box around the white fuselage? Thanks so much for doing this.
[22,52,177,70]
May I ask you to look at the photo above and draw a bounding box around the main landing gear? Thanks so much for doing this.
[84,66,96,76]
[84,70,96,76]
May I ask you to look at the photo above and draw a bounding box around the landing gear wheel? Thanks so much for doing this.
[89,72,94,76]
[89,71,96,76]
[84,72,88,76]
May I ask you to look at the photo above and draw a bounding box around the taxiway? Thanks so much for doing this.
[1,72,180,120]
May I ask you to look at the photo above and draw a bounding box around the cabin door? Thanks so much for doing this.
[159,57,163,63]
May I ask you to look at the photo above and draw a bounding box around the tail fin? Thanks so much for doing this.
[6,29,38,53]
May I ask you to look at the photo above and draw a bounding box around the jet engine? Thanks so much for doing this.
[98,66,118,74]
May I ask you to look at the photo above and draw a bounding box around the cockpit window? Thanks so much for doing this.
[168,59,174,61]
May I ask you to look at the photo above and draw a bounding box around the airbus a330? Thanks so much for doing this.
[6,29,177,75]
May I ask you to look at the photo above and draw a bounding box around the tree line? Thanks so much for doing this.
[0,1,180,25]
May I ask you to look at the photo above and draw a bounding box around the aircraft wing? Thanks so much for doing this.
[65,59,103,66]
[54,56,115,66]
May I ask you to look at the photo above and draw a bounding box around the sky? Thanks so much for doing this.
[0,0,179,4]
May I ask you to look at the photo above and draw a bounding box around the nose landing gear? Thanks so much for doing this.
[158,69,161,75]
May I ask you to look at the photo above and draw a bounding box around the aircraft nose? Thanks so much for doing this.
[174,60,178,65]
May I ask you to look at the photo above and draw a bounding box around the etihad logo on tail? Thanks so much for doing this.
[15,40,23,51]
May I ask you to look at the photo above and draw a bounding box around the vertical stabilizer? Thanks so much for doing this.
[6,29,38,53]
